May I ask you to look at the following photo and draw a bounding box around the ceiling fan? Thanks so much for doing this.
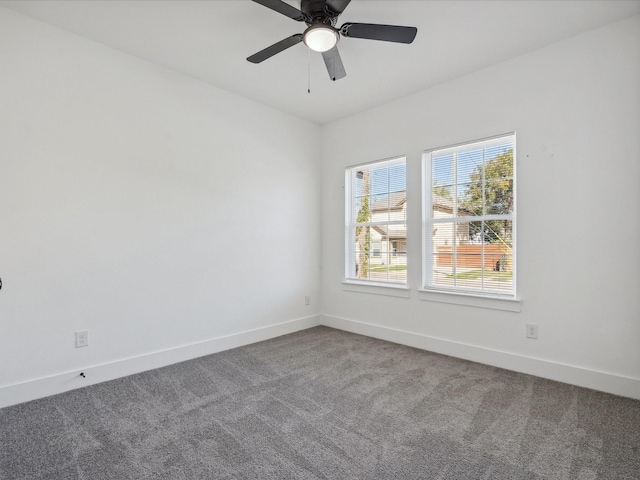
[247,0,418,81]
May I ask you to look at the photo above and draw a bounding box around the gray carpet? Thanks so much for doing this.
[1,326,639,479]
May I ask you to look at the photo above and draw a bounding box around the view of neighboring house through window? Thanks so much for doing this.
[345,157,407,285]
[423,134,515,296]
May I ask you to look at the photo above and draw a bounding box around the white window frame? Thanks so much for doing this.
[345,156,407,290]
[421,134,517,302]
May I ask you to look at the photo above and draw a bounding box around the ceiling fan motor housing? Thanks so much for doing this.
[301,0,340,26]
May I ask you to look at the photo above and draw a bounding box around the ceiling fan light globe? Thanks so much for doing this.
[303,25,338,52]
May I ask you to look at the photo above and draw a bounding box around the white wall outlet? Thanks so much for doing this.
[526,324,538,339]
[305,295,311,306]
[76,330,89,348]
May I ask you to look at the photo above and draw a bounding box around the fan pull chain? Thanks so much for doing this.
[307,46,311,94]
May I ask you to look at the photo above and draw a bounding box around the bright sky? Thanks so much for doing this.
[433,142,512,189]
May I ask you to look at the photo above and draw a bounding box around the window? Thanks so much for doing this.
[346,157,407,285]
[423,134,515,297]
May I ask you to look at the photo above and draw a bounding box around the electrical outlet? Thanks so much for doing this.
[76,331,89,348]
[305,295,311,306]
[526,324,538,339]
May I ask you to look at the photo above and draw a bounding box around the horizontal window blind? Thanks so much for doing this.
[424,135,515,296]
[346,157,407,285]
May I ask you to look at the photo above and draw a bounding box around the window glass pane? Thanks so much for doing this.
[370,165,389,196]
[432,222,454,253]
[432,191,454,218]
[389,164,405,193]
[354,171,365,196]
[485,143,513,162]
[424,135,515,296]
[389,191,406,222]
[484,253,505,272]
[454,220,472,245]
[457,181,482,216]
[454,255,484,290]
[387,224,407,246]
[353,229,371,256]
[484,254,513,291]
[387,265,407,283]
[484,146,513,214]
[457,148,483,186]
[432,153,454,219]
[353,225,371,280]
[485,179,513,215]
[371,240,381,258]
[500,220,513,246]
[370,193,389,222]
[368,253,385,281]
[347,157,406,285]
[485,220,513,247]
[432,254,453,287]
[354,196,371,223]
[433,153,453,187]
[468,220,485,244]
[366,246,407,283]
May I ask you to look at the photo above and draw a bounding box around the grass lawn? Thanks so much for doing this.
[448,269,512,281]
[370,265,407,272]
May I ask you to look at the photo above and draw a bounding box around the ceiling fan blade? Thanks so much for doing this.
[251,0,306,21]
[340,23,417,44]
[247,34,303,63]
[325,0,352,15]
[322,46,346,81]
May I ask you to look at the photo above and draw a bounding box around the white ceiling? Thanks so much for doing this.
[3,0,640,125]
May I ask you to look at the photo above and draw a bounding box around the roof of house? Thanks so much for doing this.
[370,191,457,212]
[371,191,406,212]
[372,225,407,239]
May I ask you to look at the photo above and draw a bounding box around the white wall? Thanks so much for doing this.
[320,15,640,398]
[2,7,638,407]
[0,7,321,406]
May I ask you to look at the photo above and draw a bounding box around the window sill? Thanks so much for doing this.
[418,288,521,312]
[343,280,410,298]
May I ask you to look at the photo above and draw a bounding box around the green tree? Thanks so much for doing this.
[356,170,370,279]
[462,149,513,245]
[432,181,452,200]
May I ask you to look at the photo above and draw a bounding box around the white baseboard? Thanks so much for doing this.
[4,313,638,408]
[320,314,640,400]
[0,315,320,409]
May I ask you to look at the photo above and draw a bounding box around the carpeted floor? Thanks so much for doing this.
[1,326,639,479]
